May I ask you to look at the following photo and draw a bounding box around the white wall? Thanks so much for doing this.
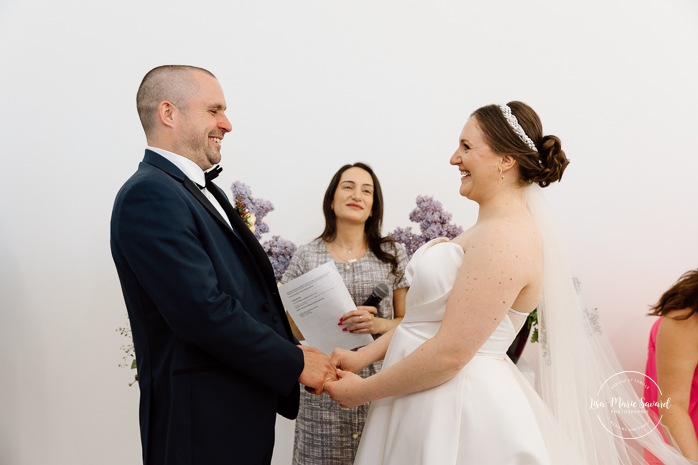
[1,1,697,463]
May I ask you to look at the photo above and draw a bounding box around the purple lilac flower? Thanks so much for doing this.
[230,181,298,281]
[389,195,463,257]
[262,235,297,282]
[388,226,422,257]
[251,197,273,237]
[230,180,274,240]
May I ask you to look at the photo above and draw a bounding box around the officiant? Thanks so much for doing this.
[281,162,410,465]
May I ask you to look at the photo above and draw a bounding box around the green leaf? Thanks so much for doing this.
[526,308,539,343]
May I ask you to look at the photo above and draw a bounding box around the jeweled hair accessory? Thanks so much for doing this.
[498,104,537,152]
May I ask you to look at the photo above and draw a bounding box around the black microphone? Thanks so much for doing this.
[362,282,390,308]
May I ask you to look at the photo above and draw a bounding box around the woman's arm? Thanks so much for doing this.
[331,326,398,373]
[376,287,407,333]
[372,242,410,334]
[346,242,410,334]
[326,224,539,407]
[656,313,698,460]
[331,254,409,368]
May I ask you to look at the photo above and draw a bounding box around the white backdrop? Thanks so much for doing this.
[1,1,697,464]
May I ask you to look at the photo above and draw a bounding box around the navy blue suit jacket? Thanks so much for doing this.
[111,150,303,465]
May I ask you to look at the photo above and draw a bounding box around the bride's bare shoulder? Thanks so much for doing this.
[455,216,539,248]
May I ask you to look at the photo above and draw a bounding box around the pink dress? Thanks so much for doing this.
[644,317,698,462]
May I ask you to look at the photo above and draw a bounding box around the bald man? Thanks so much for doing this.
[111,65,335,465]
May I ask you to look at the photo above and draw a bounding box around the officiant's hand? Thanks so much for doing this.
[324,368,367,408]
[339,306,378,334]
[298,345,337,395]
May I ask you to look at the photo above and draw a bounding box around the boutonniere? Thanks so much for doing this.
[234,194,256,233]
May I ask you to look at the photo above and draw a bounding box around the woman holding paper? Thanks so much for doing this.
[281,162,409,465]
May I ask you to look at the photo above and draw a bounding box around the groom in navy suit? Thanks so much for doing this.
[111,65,335,465]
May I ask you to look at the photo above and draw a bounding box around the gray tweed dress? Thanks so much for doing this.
[281,238,410,465]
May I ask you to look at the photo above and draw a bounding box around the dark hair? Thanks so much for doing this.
[320,162,400,276]
[136,65,216,134]
[648,269,698,320]
[471,101,569,188]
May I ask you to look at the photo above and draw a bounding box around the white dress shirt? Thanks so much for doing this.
[147,147,232,229]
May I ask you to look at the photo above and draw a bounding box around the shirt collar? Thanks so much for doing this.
[147,146,206,187]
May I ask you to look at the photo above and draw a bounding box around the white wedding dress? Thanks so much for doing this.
[353,186,694,465]
[354,238,582,465]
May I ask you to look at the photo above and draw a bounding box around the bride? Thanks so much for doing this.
[324,102,694,464]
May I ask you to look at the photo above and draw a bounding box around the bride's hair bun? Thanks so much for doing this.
[533,134,569,187]
[472,101,569,188]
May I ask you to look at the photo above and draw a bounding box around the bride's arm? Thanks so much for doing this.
[326,225,538,407]
[331,285,408,371]
[330,326,398,373]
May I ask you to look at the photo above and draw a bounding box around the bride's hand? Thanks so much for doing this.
[324,369,367,408]
[330,348,365,373]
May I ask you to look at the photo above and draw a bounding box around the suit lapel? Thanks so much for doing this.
[207,182,296,339]
[207,182,279,291]
[142,150,243,242]
[182,178,244,242]
[141,150,280,298]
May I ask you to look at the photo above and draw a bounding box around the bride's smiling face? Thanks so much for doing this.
[449,116,502,201]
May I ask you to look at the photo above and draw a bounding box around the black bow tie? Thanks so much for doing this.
[196,165,223,190]
[205,165,223,184]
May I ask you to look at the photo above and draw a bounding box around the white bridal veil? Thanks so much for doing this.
[525,184,695,465]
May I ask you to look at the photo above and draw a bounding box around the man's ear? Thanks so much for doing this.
[157,101,177,129]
